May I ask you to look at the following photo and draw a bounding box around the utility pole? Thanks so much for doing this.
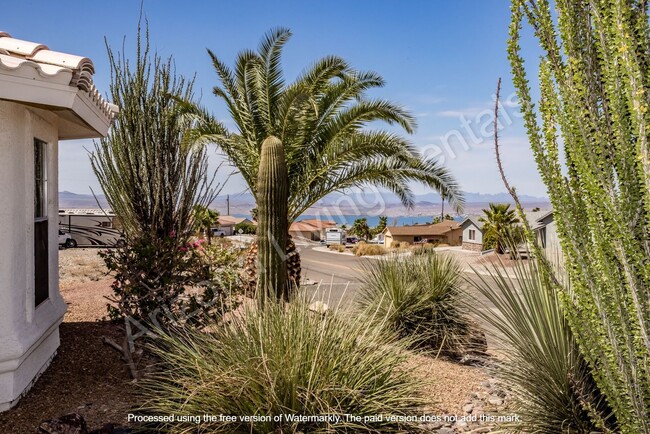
[226,194,230,216]
[440,193,445,222]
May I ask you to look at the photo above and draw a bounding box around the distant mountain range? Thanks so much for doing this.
[60,190,549,217]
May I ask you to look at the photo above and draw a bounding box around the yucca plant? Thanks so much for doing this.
[466,257,617,433]
[138,300,427,433]
[358,254,480,359]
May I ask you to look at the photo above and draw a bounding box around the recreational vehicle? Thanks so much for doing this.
[325,227,346,247]
[58,209,125,248]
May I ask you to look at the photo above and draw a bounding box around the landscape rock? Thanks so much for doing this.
[308,301,328,315]
[38,413,88,434]
[462,403,474,414]
[487,395,503,406]
[428,374,511,433]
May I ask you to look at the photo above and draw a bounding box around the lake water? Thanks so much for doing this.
[234,214,462,227]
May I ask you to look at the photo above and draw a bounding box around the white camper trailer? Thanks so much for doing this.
[325,227,346,247]
[58,209,125,248]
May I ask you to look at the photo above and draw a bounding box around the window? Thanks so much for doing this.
[34,139,47,219]
[469,229,476,241]
[34,139,49,306]
[100,221,112,228]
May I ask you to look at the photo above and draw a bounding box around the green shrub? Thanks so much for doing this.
[101,236,242,327]
[358,254,477,358]
[466,258,617,433]
[234,221,257,234]
[509,1,650,429]
[139,300,426,433]
[352,242,386,256]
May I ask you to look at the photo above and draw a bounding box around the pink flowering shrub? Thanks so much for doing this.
[100,233,242,327]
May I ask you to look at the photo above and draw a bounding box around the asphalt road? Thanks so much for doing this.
[295,243,498,309]
[294,242,504,349]
[296,243,370,307]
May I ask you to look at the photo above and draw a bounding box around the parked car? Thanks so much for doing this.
[58,230,76,248]
[346,237,360,244]
[211,228,227,237]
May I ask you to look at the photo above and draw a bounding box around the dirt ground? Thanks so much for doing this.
[0,249,137,434]
[0,248,489,433]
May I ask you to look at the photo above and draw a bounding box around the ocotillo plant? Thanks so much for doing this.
[257,136,289,301]
[509,0,650,431]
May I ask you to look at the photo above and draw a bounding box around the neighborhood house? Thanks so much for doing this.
[289,219,337,241]
[460,217,484,251]
[216,215,255,236]
[460,210,559,256]
[0,32,116,411]
[382,221,462,248]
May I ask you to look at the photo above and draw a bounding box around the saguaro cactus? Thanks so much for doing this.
[256,136,289,301]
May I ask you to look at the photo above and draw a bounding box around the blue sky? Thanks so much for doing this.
[2,0,547,198]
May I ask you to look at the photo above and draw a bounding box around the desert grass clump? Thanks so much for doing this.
[328,244,346,253]
[358,254,476,358]
[352,242,387,256]
[139,300,426,433]
[466,258,617,433]
[412,243,437,255]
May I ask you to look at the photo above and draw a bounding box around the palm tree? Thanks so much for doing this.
[479,203,519,254]
[372,216,388,237]
[193,205,219,244]
[350,218,372,240]
[185,28,464,287]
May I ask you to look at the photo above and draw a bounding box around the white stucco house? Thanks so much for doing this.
[0,32,116,411]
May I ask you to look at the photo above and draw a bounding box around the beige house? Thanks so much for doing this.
[216,215,255,236]
[289,219,336,241]
[382,221,462,248]
[0,32,116,411]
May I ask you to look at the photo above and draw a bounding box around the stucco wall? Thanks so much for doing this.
[0,100,66,411]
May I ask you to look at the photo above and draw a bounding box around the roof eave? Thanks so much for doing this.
[0,72,113,139]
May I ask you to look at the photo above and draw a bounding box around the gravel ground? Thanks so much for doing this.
[0,248,498,433]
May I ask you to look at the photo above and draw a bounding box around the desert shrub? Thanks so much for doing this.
[328,244,346,253]
[466,258,617,433]
[398,241,410,249]
[358,254,477,358]
[412,244,437,255]
[352,242,386,256]
[139,300,426,433]
[510,1,650,429]
[392,241,401,248]
[91,27,227,327]
[101,237,242,327]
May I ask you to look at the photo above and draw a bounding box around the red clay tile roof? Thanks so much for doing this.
[289,222,322,232]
